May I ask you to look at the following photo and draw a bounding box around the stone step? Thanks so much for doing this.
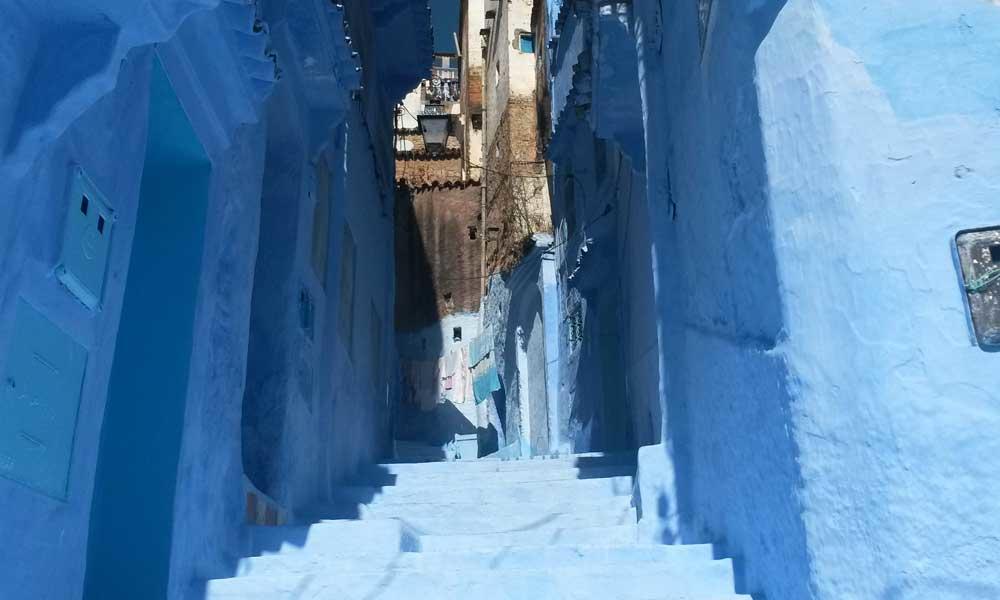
[372,451,637,474]
[312,506,636,535]
[207,561,746,600]
[248,520,417,559]
[332,475,635,506]
[236,542,719,578]
[301,494,634,522]
[417,523,641,552]
[356,462,635,487]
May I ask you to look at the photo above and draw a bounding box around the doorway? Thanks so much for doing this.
[84,57,211,599]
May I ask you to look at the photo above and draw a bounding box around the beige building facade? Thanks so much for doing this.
[480,0,551,275]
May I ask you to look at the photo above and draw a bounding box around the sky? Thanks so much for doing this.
[431,0,460,53]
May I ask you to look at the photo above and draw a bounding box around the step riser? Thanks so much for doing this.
[210,562,740,600]
[249,521,418,559]
[371,453,637,475]
[317,507,637,535]
[303,495,634,521]
[417,524,640,552]
[204,455,746,600]
[236,544,719,578]
[358,464,636,486]
[334,476,635,506]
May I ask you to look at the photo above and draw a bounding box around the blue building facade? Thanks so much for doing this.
[0,1,429,599]
[544,1,1000,598]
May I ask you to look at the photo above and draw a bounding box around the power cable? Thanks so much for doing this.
[435,202,615,282]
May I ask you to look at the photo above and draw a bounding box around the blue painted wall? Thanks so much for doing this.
[548,0,1000,597]
[751,2,1000,597]
[641,0,1000,597]
[0,2,429,599]
[480,236,560,457]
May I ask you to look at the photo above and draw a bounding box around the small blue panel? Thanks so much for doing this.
[0,300,87,500]
[57,167,114,310]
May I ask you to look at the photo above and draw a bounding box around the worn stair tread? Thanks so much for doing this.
[236,542,720,578]
[356,462,636,486]
[313,506,636,535]
[207,561,744,600]
[374,451,637,473]
[201,455,745,600]
[417,523,642,551]
[332,475,635,505]
[301,493,634,521]
[249,520,417,557]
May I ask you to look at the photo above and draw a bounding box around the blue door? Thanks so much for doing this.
[84,57,211,600]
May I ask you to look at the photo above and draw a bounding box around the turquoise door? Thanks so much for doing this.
[84,57,211,600]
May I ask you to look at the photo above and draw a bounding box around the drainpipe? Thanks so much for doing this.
[481,176,487,297]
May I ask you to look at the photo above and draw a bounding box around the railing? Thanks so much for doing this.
[420,104,449,116]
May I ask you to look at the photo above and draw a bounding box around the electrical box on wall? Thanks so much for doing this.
[956,227,1000,350]
[0,299,88,500]
[56,166,114,310]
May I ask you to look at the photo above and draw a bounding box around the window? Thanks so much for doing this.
[991,245,1000,263]
[518,33,535,54]
[311,159,331,287]
[453,327,463,342]
[338,223,357,356]
[468,226,478,240]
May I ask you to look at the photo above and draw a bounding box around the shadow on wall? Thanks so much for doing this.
[241,81,306,501]
[650,2,812,599]
[394,184,444,334]
[184,463,395,600]
[393,184,457,450]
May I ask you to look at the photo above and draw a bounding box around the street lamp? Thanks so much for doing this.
[418,111,451,155]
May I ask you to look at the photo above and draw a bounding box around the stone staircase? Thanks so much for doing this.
[200,453,750,599]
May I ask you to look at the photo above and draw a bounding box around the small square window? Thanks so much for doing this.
[453,327,463,342]
[97,215,106,235]
[468,226,478,240]
[519,33,535,53]
[80,195,89,215]
[991,245,1000,263]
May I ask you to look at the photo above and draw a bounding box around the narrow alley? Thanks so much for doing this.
[1,1,999,600]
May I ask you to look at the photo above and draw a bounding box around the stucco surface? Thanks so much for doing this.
[641,1,1000,598]
[548,1,1000,598]
[757,3,1000,598]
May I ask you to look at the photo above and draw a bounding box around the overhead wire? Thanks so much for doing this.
[435,169,620,283]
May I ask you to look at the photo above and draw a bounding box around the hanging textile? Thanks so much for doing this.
[472,356,501,404]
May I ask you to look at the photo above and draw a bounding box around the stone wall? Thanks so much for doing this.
[395,183,483,331]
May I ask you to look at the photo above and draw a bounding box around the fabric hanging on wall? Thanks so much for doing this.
[472,356,501,404]
[443,349,458,378]
[469,326,493,367]
[453,346,470,404]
